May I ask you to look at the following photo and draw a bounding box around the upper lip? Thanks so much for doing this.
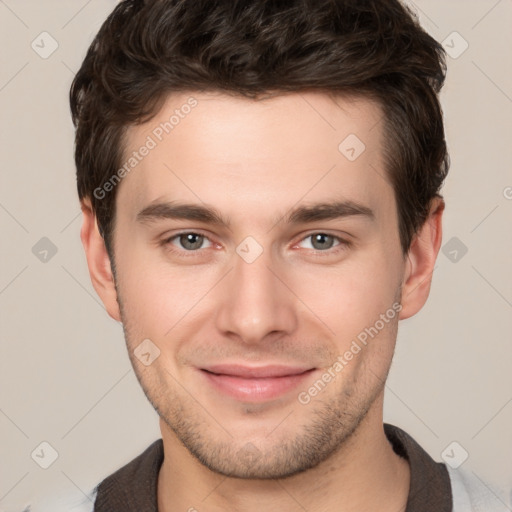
[201,364,314,378]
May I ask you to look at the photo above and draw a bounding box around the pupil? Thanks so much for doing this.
[181,233,202,250]
[313,234,332,250]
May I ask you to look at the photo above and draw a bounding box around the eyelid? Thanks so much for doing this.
[160,230,351,255]
[291,232,351,251]
[162,230,214,248]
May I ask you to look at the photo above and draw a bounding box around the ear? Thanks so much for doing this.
[80,198,121,322]
[399,197,445,320]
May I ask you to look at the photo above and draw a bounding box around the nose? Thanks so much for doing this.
[214,247,298,346]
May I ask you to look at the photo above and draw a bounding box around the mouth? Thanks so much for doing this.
[199,364,317,402]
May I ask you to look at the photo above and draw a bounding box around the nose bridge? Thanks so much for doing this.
[214,246,297,343]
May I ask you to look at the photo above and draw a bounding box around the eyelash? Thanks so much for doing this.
[160,231,351,257]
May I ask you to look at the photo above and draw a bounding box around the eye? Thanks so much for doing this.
[165,232,212,251]
[296,233,345,251]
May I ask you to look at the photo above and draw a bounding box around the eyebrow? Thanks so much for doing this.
[285,201,374,224]
[136,200,374,228]
[137,202,228,226]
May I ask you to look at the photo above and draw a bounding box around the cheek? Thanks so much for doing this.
[291,254,401,333]
[114,246,220,338]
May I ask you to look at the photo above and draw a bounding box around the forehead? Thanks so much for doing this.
[118,91,391,224]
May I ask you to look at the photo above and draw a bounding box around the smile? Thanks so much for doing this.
[199,364,317,402]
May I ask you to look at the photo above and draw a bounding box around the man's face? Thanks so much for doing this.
[111,91,406,478]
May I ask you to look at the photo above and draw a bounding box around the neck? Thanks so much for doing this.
[157,396,410,512]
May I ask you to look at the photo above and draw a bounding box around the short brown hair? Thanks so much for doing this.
[70,0,449,256]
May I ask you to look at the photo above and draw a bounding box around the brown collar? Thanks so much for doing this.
[93,423,452,511]
[384,424,452,512]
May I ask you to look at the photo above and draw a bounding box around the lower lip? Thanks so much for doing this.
[200,369,316,402]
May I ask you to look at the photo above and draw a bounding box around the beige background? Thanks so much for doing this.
[1,0,511,510]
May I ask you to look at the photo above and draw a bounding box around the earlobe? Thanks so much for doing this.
[80,199,121,322]
[399,197,445,320]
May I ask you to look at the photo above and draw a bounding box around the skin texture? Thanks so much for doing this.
[81,91,444,511]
